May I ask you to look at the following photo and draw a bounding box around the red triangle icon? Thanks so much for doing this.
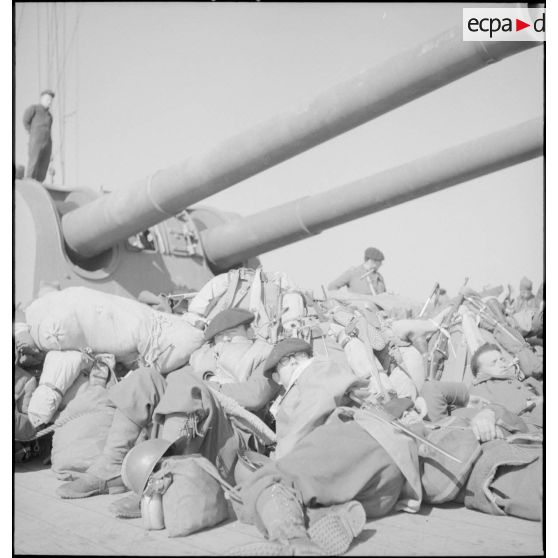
[516,19,530,31]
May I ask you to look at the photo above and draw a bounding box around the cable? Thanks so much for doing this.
[36,3,42,88]
[75,4,80,185]
[55,7,81,91]
[56,3,81,185]
[46,3,52,87]
[16,3,25,45]
[60,4,66,183]
[54,3,65,183]
[47,2,55,87]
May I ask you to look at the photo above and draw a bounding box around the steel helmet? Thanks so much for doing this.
[121,438,176,495]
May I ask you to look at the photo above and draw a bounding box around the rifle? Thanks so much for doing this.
[503,284,513,309]
[348,394,463,463]
[464,295,522,344]
[269,287,284,344]
[359,269,378,296]
[419,282,440,318]
[165,291,199,301]
[427,278,468,381]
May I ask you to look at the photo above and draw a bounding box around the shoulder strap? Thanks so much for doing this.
[221,269,241,309]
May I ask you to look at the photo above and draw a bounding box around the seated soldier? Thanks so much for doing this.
[328,246,386,295]
[508,276,539,314]
[506,279,544,340]
[55,308,279,508]
[189,308,276,414]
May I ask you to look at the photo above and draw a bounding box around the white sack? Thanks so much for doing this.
[25,287,152,359]
[140,312,205,373]
[25,287,205,373]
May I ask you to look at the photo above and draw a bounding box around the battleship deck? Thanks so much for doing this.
[14,459,543,556]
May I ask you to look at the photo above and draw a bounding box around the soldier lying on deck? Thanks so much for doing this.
[469,343,542,428]
[419,376,542,521]
[420,343,542,430]
[55,308,278,507]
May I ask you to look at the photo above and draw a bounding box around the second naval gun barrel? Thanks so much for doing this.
[61,29,538,259]
[200,117,543,270]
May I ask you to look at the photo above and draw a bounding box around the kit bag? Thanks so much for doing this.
[138,312,205,374]
[151,455,229,537]
[25,287,204,373]
[51,384,116,479]
[25,287,153,360]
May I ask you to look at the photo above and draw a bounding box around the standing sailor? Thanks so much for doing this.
[328,247,386,295]
[22,89,55,182]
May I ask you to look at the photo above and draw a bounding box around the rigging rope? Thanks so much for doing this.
[36,3,42,89]
[52,3,81,184]
[55,7,81,91]
[75,4,81,186]
[46,3,52,86]
[54,3,65,183]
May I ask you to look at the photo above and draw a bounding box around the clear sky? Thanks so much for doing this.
[14,2,544,302]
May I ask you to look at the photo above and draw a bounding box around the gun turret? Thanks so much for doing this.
[14,26,542,306]
[60,28,536,259]
[200,117,543,270]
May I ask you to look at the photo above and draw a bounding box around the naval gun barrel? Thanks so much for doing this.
[200,117,543,270]
[61,29,539,258]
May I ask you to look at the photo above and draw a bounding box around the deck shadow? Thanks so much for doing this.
[354,527,376,543]
[14,458,51,474]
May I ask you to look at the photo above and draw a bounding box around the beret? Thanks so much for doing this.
[364,247,384,262]
[204,308,255,341]
[263,338,313,375]
[40,89,55,98]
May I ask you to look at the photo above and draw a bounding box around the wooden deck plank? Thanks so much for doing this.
[363,506,541,554]
[14,464,543,556]
[15,483,212,556]
[16,508,120,555]
[424,504,542,536]
[14,466,262,556]
[352,516,541,556]
[365,508,541,547]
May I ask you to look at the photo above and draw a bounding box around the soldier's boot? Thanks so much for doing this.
[228,483,323,556]
[307,500,366,556]
[56,410,141,499]
[109,493,142,519]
